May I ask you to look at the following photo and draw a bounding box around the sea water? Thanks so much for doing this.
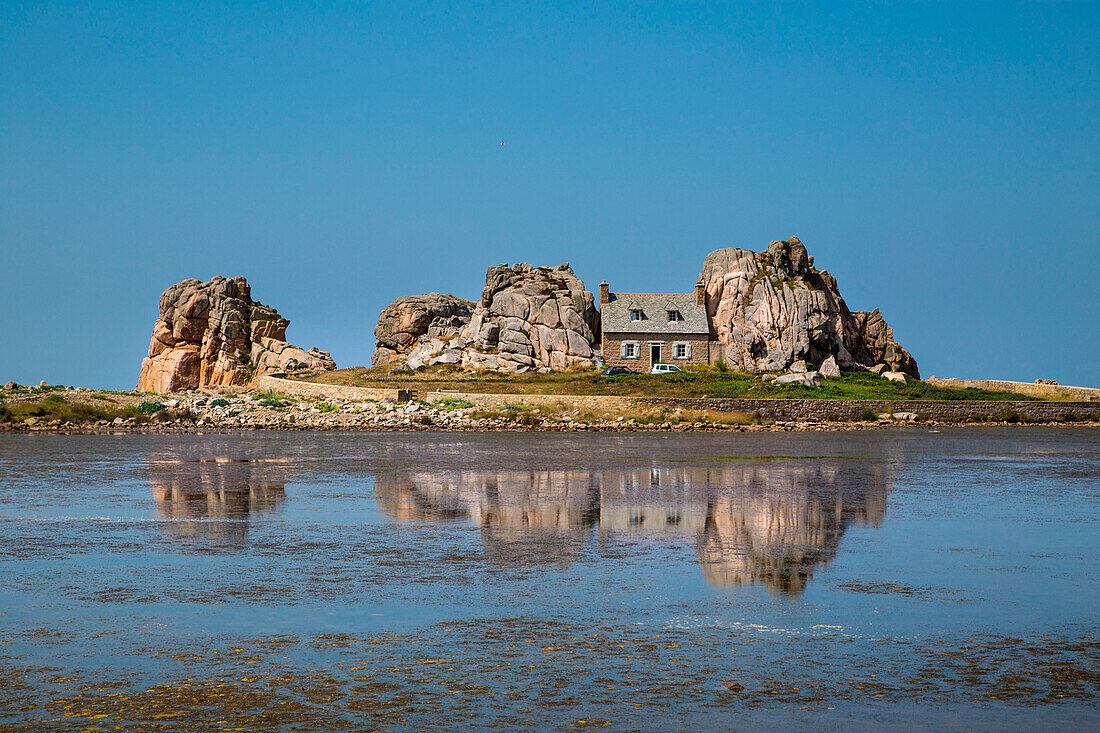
[0,429,1096,730]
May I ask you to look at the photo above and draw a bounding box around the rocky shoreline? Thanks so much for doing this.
[2,386,1096,435]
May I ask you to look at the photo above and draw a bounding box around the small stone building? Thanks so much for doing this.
[599,280,712,370]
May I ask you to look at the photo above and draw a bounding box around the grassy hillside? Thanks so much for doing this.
[294,364,1041,401]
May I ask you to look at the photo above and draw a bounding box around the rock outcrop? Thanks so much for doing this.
[397,263,600,372]
[372,293,474,366]
[136,276,335,392]
[372,238,914,377]
[847,308,919,376]
[699,237,918,376]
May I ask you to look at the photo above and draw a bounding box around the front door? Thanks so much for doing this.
[650,343,661,368]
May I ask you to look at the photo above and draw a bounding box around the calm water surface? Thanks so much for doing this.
[0,429,1097,731]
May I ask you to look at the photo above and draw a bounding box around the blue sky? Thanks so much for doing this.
[2,1,1097,389]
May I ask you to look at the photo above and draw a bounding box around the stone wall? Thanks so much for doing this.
[631,397,1099,422]
[602,333,711,370]
[925,377,1100,401]
[257,376,401,402]
[257,377,1098,423]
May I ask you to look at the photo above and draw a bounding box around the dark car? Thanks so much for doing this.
[601,366,637,376]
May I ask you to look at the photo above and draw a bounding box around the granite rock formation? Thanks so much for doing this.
[847,308,919,376]
[371,293,475,366]
[699,237,918,376]
[136,276,335,392]
[398,263,600,372]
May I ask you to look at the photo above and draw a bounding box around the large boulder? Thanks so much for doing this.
[699,237,918,377]
[847,308,919,377]
[403,263,600,372]
[372,293,474,366]
[136,276,335,392]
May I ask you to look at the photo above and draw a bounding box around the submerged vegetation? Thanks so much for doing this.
[5,623,1096,730]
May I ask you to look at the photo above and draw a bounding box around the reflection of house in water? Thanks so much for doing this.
[149,443,286,546]
[598,466,709,535]
[374,460,888,594]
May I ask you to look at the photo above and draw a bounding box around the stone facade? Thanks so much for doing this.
[602,332,711,371]
[599,286,713,371]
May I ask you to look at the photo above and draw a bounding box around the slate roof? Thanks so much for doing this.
[601,292,710,335]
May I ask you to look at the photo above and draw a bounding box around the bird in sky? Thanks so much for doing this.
[500,140,505,146]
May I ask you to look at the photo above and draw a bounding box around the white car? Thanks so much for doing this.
[650,363,683,375]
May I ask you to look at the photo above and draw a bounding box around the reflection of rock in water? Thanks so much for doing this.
[374,460,888,591]
[149,443,286,546]
[695,463,886,594]
[375,470,598,566]
[599,463,887,595]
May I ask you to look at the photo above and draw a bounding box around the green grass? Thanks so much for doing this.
[254,391,287,401]
[463,401,759,426]
[293,364,1040,402]
[1,395,147,425]
[253,391,287,408]
[4,383,68,395]
[432,396,476,410]
[0,394,203,426]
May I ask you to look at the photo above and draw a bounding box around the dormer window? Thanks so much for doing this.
[630,309,643,321]
[666,310,681,322]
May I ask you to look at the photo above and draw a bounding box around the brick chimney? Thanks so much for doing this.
[695,278,705,305]
[599,280,610,305]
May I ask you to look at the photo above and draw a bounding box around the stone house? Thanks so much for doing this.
[599,279,712,370]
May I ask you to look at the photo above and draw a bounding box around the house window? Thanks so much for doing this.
[667,310,680,322]
[630,310,643,321]
[673,342,691,359]
[621,341,639,358]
